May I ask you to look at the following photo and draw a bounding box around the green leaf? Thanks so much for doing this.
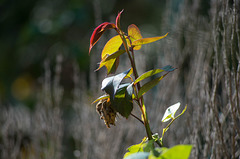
[112,83,133,118]
[161,65,176,72]
[101,35,123,59]
[162,102,181,122]
[124,137,148,158]
[91,94,109,104]
[160,145,192,159]
[101,68,131,100]
[132,33,168,47]
[107,57,119,74]
[124,152,149,159]
[134,69,164,85]
[134,66,175,85]
[148,147,169,159]
[143,140,154,152]
[137,75,165,98]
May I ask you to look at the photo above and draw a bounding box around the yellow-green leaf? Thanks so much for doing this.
[128,24,143,50]
[124,68,133,79]
[134,69,164,85]
[132,33,168,47]
[128,24,142,40]
[96,50,125,72]
[92,94,109,104]
[101,35,123,59]
[160,145,192,159]
[137,75,165,98]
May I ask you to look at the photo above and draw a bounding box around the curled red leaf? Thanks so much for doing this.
[89,22,116,54]
[116,9,124,29]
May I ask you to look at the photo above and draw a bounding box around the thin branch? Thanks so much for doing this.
[130,113,144,125]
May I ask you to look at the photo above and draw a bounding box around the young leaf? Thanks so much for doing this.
[116,9,124,29]
[112,83,133,118]
[92,94,109,104]
[134,66,175,85]
[124,137,148,158]
[89,22,116,54]
[128,24,142,40]
[101,35,123,59]
[101,68,131,100]
[96,50,125,73]
[124,140,154,159]
[128,24,142,50]
[132,32,168,47]
[161,102,181,122]
[137,75,165,98]
[160,145,192,159]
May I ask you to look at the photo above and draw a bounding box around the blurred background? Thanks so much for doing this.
[0,0,239,158]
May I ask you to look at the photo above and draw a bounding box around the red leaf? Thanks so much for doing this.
[89,22,116,54]
[116,9,124,29]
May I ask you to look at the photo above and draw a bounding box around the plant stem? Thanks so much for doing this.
[130,113,144,125]
[116,28,153,140]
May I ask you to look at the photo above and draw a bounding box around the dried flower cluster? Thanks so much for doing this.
[96,98,116,128]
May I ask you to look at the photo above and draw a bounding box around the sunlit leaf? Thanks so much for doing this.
[137,75,165,98]
[107,57,119,74]
[134,69,164,85]
[92,94,109,104]
[124,36,133,49]
[89,22,116,54]
[134,66,175,85]
[161,102,180,122]
[116,9,124,29]
[101,68,131,100]
[141,102,147,122]
[101,35,123,59]
[160,145,192,159]
[96,50,125,73]
[124,137,148,158]
[112,83,133,118]
[124,68,133,79]
[128,24,142,40]
[132,32,168,47]
[128,24,142,50]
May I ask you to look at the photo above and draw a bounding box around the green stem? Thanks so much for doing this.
[161,118,175,140]
[116,28,153,140]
